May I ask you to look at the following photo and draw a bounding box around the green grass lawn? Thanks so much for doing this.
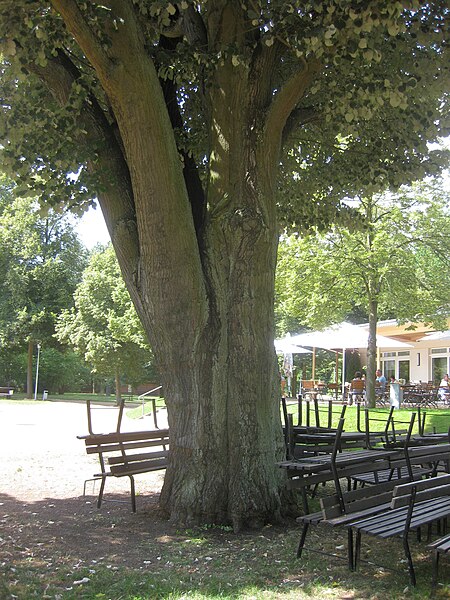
[283,398,450,435]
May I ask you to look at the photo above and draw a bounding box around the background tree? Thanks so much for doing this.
[56,245,153,403]
[276,178,450,405]
[0,1,448,525]
[0,178,87,396]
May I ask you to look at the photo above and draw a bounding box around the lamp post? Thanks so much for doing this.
[34,343,41,401]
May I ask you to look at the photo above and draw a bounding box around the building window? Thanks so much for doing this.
[431,348,450,384]
[381,351,411,382]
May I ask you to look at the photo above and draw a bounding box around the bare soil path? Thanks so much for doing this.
[0,401,174,571]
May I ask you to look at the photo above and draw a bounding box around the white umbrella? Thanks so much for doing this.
[290,322,412,351]
[290,322,412,396]
[274,340,313,354]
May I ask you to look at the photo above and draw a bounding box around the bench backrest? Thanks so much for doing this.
[350,379,365,393]
[391,474,450,509]
[84,429,170,455]
[321,477,411,519]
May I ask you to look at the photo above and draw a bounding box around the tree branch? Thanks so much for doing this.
[50,0,112,76]
[262,58,321,176]
[27,49,140,287]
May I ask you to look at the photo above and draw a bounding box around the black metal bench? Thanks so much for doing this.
[348,474,450,586]
[79,428,169,512]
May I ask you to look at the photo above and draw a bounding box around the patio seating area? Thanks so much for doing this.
[279,401,450,586]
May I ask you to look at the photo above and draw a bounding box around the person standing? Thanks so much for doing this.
[438,373,450,403]
[375,369,387,391]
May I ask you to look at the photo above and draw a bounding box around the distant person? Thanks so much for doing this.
[349,371,365,405]
[389,375,396,384]
[375,369,387,393]
[438,373,450,403]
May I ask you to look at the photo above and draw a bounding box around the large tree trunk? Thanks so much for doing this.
[46,0,317,528]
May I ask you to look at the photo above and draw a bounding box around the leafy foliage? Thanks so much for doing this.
[275,178,450,331]
[0,178,87,347]
[55,245,153,385]
[0,2,448,227]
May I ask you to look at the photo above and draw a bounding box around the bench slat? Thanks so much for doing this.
[86,438,169,454]
[392,474,450,497]
[391,483,450,508]
[428,533,450,552]
[108,450,168,465]
[110,457,169,476]
[84,429,169,445]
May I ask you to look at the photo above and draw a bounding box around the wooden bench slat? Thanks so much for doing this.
[108,450,169,465]
[391,483,450,508]
[391,474,450,496]
[428,533,450,552]
[84,429,169,444]
[110,457,169,476]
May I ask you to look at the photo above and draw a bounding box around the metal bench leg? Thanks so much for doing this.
[431,550,439,588]
[301,488,309,514]
[297,523,309,558]
[354,530,362,571]
[348,529,354,571]
[403,535,416,587]
[97,476,107,509]
[129,475,137,513]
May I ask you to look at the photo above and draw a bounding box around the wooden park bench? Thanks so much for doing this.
[348,474,450,586]
[294,414,419,563]
[79,428,170,512]
[0,386,14,398]
[297,475,417,569]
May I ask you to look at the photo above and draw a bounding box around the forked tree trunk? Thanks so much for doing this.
[45,1,317,528]
[158,172,284,528]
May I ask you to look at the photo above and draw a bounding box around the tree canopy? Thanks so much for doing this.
[1,2,448,225]
[276,178,450,404]
[56,245,153,401]
[0,1,449,526]
[0,177,87,393]
[276,178,450,331]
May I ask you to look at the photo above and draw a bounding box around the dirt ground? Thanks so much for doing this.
[0,401,177,571]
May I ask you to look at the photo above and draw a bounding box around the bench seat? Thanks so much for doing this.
[347,475,450,586]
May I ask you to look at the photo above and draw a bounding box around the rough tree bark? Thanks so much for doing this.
[38,0,319,527]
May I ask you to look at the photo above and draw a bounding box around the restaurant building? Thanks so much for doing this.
[376,319,450,384]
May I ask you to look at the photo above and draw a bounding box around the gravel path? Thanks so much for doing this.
[0,401,172,572]
[0,400,167,501]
